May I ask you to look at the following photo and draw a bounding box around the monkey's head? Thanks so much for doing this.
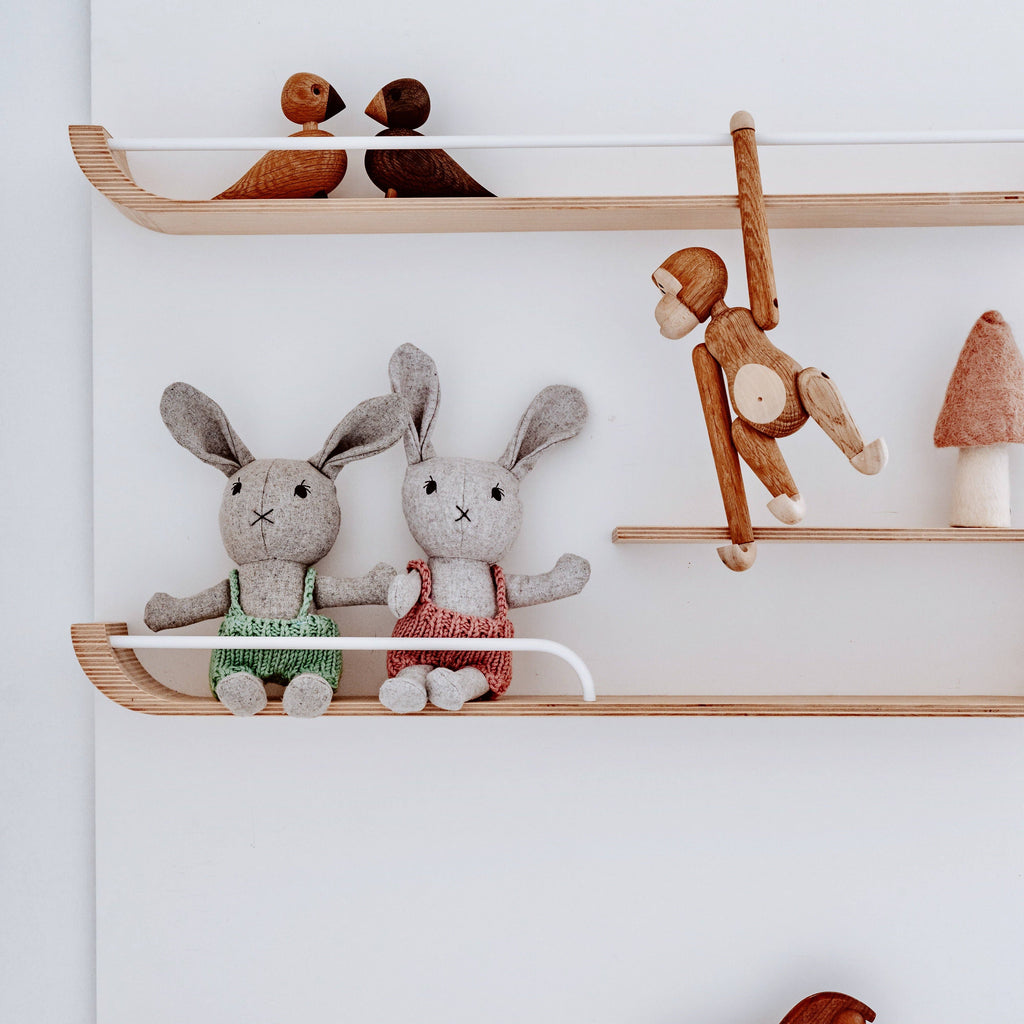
[652,247,728,340]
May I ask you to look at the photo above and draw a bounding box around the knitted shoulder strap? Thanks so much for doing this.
[491,564,509,618]
[408,559,431,601]
[227,568,242,611]
[298,567,317,615]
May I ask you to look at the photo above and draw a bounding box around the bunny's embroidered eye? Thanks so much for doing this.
[424,476,437,495]
[294,481,310,499]
[491,485,504,501]
[231,481,242,495]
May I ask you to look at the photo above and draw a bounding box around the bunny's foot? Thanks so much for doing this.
[215,672,268,716]
[426,667,489,711]
[283,673,334,718]
[380,665,429,714]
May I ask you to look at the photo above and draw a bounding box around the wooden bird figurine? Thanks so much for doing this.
[212,72,347,200]
[363,78,494,198]
[778,991,876,1024]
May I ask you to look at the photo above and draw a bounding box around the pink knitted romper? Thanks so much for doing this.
[387,559,515,697]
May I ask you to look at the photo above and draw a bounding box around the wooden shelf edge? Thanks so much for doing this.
[70,125,1024,234]
[612,526,1024,543]
[72,623,1024,717]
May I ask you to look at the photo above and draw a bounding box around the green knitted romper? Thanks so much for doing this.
[209,567,341,695]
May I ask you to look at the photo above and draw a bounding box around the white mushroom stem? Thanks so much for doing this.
[950,443,1011,527]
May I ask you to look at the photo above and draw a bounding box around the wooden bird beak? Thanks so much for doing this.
[365,90,387,126]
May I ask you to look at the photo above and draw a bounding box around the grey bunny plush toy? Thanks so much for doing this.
[381,343,591,713]
[144,382,407,717]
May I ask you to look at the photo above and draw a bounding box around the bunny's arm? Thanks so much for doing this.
[505,553,590,609]
[314,562,398,609]
[387,567,423,618]
[145,580,231,631]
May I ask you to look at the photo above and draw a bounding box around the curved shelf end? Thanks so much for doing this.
[68,125,176,232]
[71,622,225,713]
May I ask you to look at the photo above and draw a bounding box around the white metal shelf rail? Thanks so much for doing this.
[105,129,1024,152]
[110,634,597,702]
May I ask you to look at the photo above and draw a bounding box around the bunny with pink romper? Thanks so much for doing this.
[380,343,591,713]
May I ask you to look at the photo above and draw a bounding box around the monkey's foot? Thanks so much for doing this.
[717,541,757,572]
[851,437,888,475]
[767,492,806,524]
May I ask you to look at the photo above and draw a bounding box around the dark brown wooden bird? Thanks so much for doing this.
[779,992,876,1024]
[213,72,347,200]
[363,78,494,198]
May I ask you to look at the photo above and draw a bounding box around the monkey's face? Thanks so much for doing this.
[652,267,699,340]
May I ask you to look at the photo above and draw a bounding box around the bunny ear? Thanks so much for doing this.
[159,382,255,476]
[309,394,407,480]
[388,343,439,464]
[499,385,588,480]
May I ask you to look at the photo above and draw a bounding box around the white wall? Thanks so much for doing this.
[6,1,1024,1022]
[1,1,95,1022]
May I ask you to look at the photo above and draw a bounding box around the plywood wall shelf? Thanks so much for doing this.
[612,526,1024,543]
[73,623,1024,717]
[70,125,1024,235]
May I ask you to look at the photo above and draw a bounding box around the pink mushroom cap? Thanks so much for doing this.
[934,311,1024,448]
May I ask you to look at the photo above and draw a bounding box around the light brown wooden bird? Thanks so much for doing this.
[363,78,494,198]
[213,72,347,200]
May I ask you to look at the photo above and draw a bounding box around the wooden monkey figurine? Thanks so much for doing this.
[652,111,887,571]
[778,991,876,1024]
[212,72,347,200]
[363,78,495,198]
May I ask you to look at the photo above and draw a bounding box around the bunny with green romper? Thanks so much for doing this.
[145,382,406,717]
[209,566,342,694]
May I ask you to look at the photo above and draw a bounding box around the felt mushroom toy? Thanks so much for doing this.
[934,310,1024,526]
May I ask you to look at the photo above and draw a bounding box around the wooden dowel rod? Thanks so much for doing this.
[104,129,1024,152]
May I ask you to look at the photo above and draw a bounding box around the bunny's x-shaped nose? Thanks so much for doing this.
[454,505,471,523]
[251,509,275,527]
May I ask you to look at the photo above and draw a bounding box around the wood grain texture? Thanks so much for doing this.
[212,128,347,200]
[69,127,1024,235]
[732,418,798,498]
[731,113,780,330]
[612,525,1024,542]
[71,623,1024,717]
[797,367,867,459]
[364,129,494,198]
[704,308,808,437]
[779,992,875,1024]
[692,343,754,546]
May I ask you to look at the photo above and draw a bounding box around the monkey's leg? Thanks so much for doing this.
[797,367,888,474]
[732,418,806,524]
[692,344,757,571]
